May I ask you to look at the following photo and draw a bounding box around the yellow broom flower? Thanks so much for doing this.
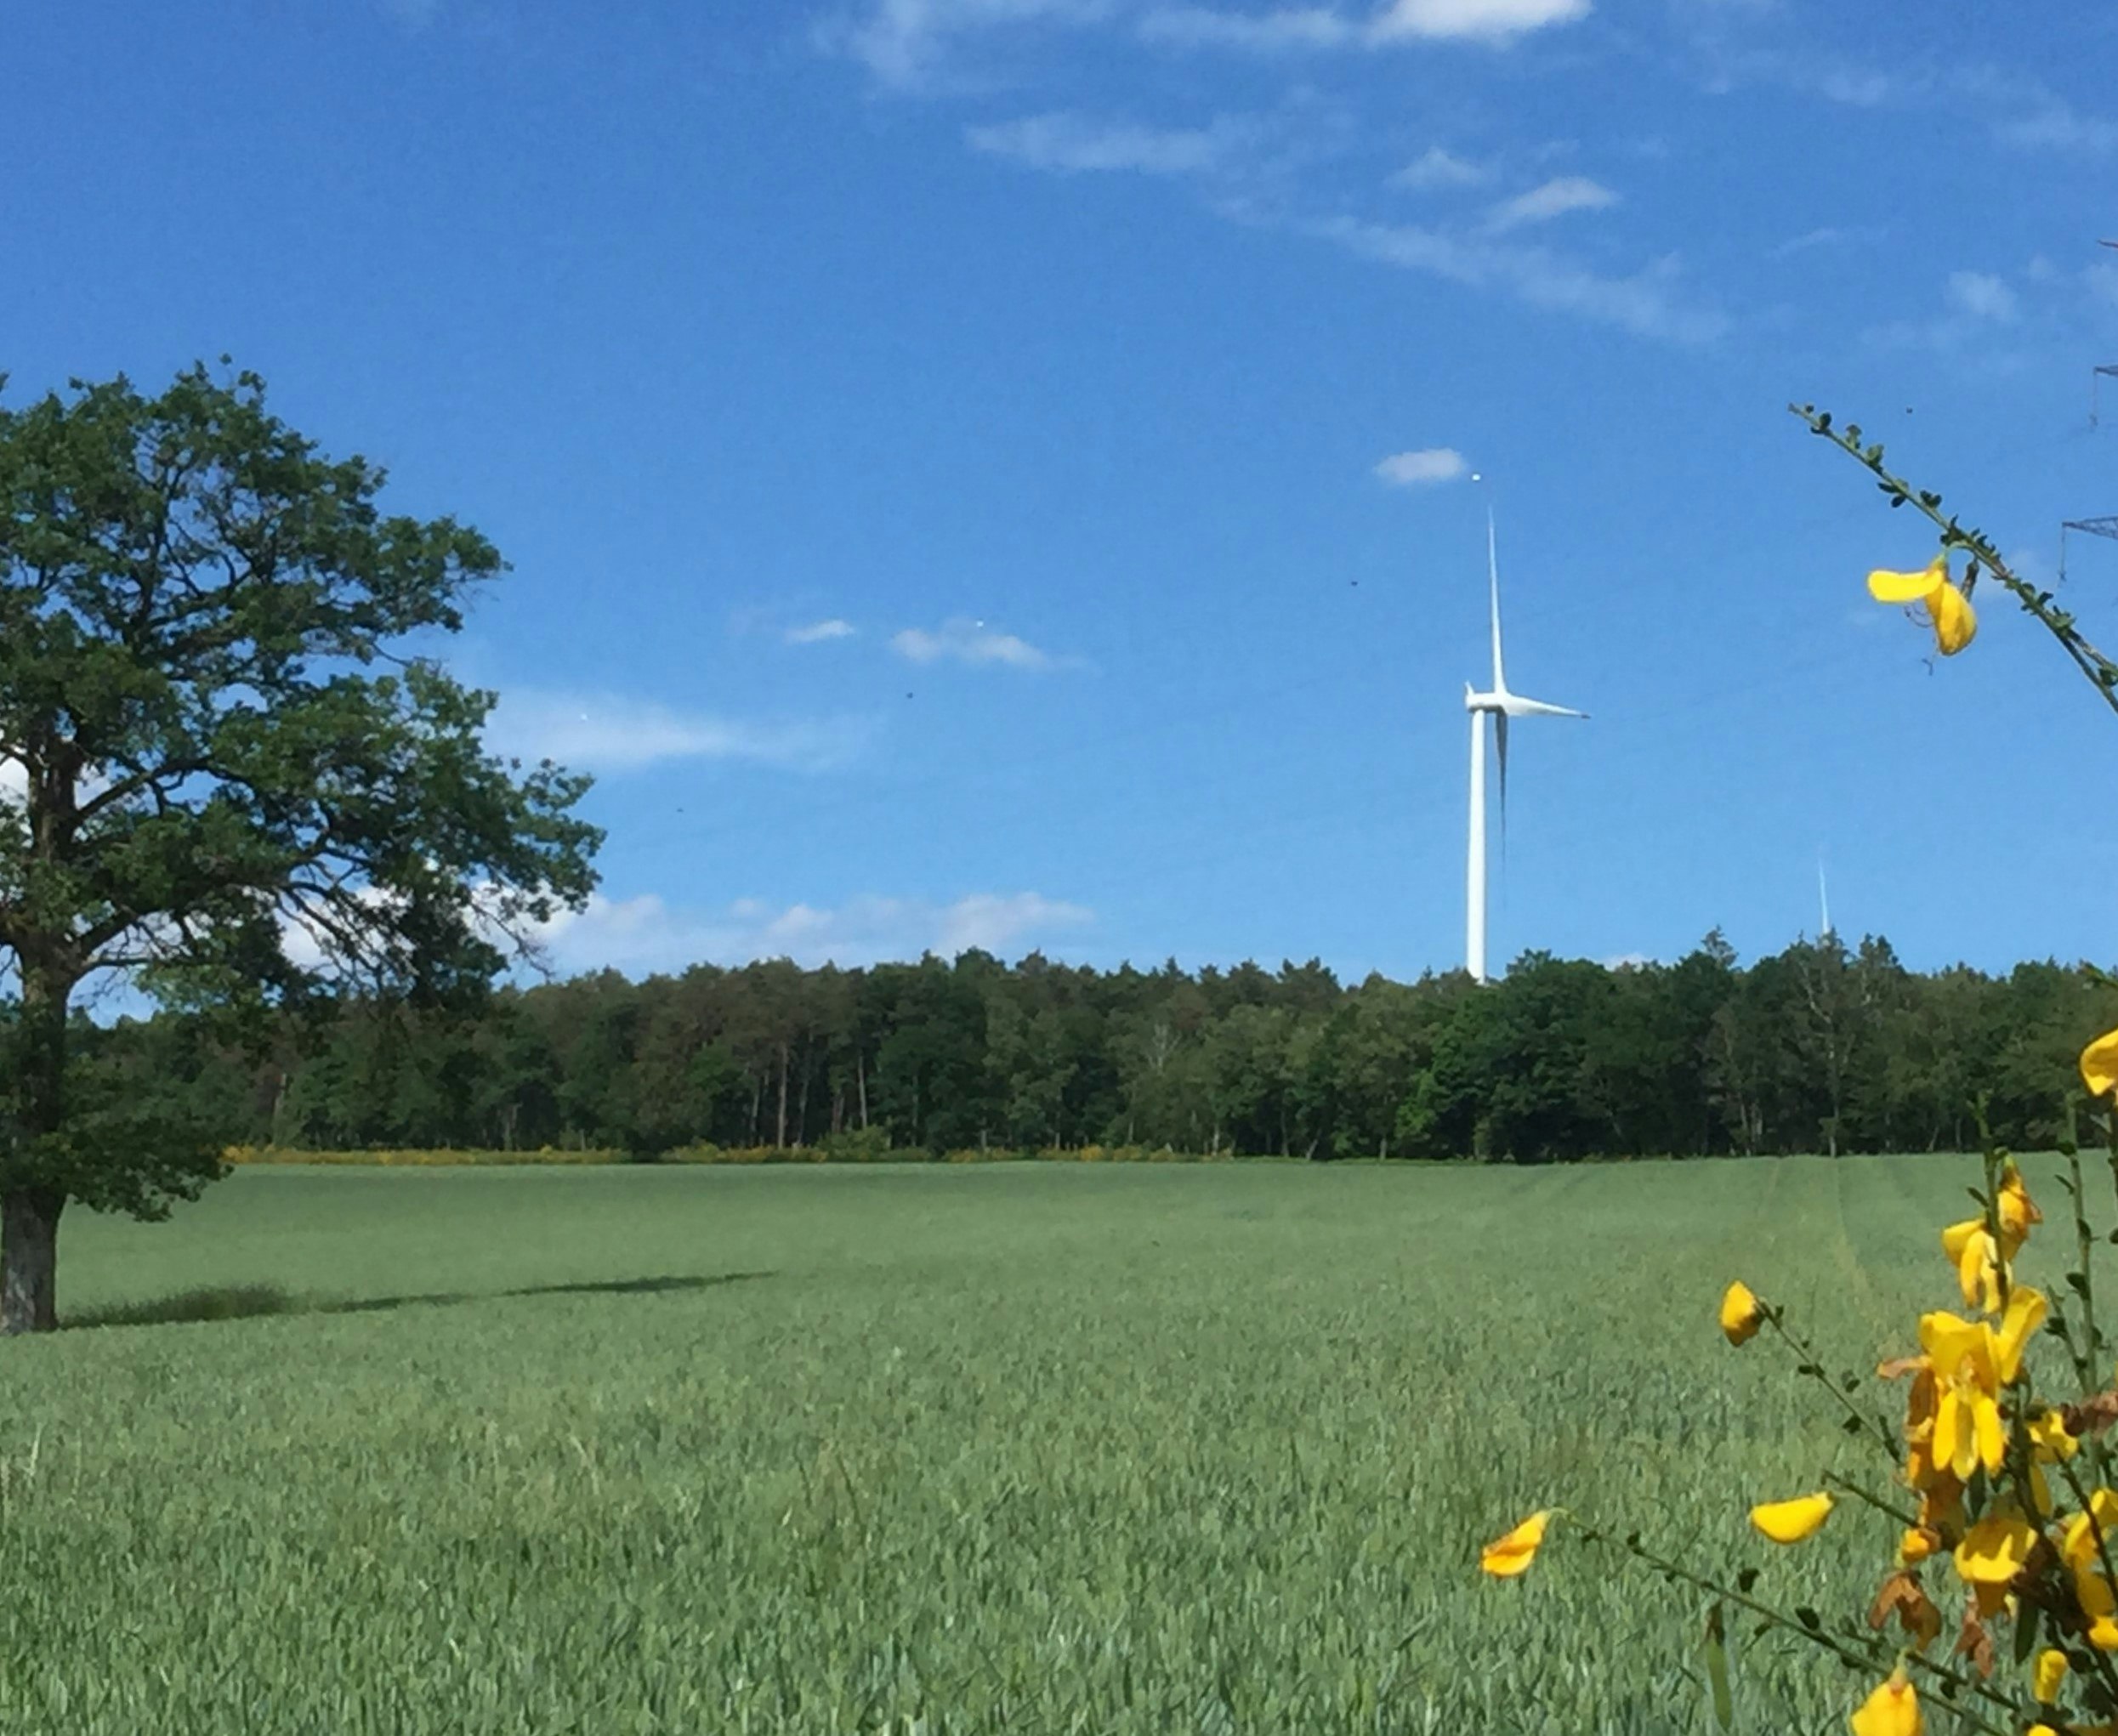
[2084,1026,2118,1100]
[1480,1510,1550,1578]
[1751,1492,1834,1543]
[2034,1646,2070,1703]
[1720,1280,1764,1346]
[1954,1505,2038,1586]
[1869,551,1977,655]
[1850,1667,1922,1736]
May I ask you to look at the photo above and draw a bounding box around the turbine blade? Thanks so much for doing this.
[1508,695,1589,719]
[1488,506,1506,695]
[1494,709,1509,869]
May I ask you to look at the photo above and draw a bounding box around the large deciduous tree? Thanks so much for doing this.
[0,363,599,1332]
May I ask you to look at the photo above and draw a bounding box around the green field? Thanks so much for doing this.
[0,1156,2063,1733]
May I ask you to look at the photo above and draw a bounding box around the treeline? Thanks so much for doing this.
[81,930,2118,1163]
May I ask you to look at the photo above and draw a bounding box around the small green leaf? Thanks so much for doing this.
[1736,1567,1758,1594]
[1705,1603,1735,1732]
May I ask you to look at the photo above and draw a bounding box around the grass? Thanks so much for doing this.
[0,1155,2081,1733]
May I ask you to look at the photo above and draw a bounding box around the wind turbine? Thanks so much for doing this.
[1464,506,1587,984]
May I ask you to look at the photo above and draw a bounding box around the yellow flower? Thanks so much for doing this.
[1720,1280,1764,1346]
[2029,1409,2081,1516]
[2034,1646,2070,1703]
[1953,1505,2038,1586]
[2084,1026,2118,1100]
[2031,1409,2080,1461]
[1480,1510,1550,1577]
[1940,1169,2035,1313]
[1897,1525,1939,1566]
[1918,1289,2047,1481]
[1999,1163,2041,1242]
[1849,1667,1922,1736]
[1751,1492,1834,1543]
[1869,551,1977,656]
[1939,1217,2004,1312]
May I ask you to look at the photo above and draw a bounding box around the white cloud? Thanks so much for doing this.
[816,0,1115,87]
[1483,173,1618,234]
[1769,224,1882,259]
[1945,269,2019,324]
[1980,81,2118,155]
[1368,0,1589,42]
[967,111,1246,173]
[1871,269,2032,352]
[531,889,1093,974]
[785,618,858,644]
[1314,214,1724,343]
[1137,6,1353,49]
[1136,0,1586,51]
[890,618,1057,668]
[1374,446,1468,486]
[488,691,873,773]
[1391,145,1490,189]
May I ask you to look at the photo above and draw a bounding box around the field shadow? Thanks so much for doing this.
[64,1270,774,1331]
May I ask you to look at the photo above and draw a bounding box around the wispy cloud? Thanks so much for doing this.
[532,888,1093,974]
[815,0,1116,87]
[890,618,1059,668]
[967,111,1246,173]
[1374,446,1468,485]
[1136,0,1587,51]
[1137,5,1352,49]
[1960,67,2118,155]
[1391,145,1491,189]
[785,618,858,644]
[488,691,874,773]
[1945,269,2019,324]
[1483,174,1617,234]
[1866,269,2026,354]
[1769,224,1882,259]
[1313,213,1724,343]
[1368,0,1589,43]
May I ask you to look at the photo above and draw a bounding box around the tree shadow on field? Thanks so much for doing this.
[63,1270,775,1330]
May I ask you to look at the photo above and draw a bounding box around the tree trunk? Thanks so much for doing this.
[775,1042,789,1148]
[856,1052,869,1130]
[1,1188,64,1335]
[4,958,75,1335]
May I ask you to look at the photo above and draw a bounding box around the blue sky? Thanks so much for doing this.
[6,0,2116,984]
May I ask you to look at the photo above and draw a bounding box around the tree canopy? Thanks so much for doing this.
[0,363,600,1330]
[111,933,2118,1166]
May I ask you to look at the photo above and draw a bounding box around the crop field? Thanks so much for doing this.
[0,1155,2070,1733]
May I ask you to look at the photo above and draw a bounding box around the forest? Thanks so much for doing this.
[79,932,2118,1163]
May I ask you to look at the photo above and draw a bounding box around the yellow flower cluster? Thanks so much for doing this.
[1479,1022,2118,1736]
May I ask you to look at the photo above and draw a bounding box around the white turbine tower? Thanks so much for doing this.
[1464,507,1587,984]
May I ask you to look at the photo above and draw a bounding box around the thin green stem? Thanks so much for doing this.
[1572,1522,2017,1732]
[1763,1309,1902,1467]
[2066,1146,2111,1489]
[1821,1471,1920,1531]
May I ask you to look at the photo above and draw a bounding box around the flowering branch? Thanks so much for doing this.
[1789,402,2118,712]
